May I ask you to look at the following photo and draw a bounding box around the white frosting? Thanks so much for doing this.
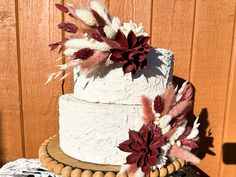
[73,48,174,104]
[59,94,143,165]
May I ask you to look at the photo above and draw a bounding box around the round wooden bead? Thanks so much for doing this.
[81,170,93,177]
[39,155,49,163]
[104,172,116,177]
[159,168,168,177]
[173,160,181,171]
[54,163,64,175]
[48,160,58,171]
[93,171,104,177]
[62,166,73,177]
[71,169,82,177]
[167,164,175,174]
[178,159,185,167]
[149,170,159,177]
[42,157,53,167]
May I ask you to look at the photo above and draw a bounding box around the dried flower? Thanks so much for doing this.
[58,22,78,33]
[55,4,69,13]
[154,96,163,113]
[110,30,152,75]
[74,48,94,60]
[75,9,98,27]
[118,125,166,174]
[48,38,68,51]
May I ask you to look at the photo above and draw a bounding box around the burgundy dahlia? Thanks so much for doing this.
[118,124,165,174]
[110,30,153,75]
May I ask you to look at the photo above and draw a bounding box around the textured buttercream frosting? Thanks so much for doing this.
[59,94,143,165]
[59,48,174,165]
[73,48,174,104]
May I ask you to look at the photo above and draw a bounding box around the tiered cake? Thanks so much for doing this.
[59,48,173,165]
[44,1,201,176]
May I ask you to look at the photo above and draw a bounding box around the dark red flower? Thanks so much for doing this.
[74,48,94,60]
[110,30,153,75]
[58,22,78,33]
[118,124,166,174]
[154,96,163,113]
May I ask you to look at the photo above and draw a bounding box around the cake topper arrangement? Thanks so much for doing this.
[46,1,201,176]
[47,0,152,84]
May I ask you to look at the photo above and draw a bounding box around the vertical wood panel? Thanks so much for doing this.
[220,14,236,177]
[18,0,62,157]
[151,0,195,79]
[189,0,236,176]
[0,0,24,164]
[109,0,152,35]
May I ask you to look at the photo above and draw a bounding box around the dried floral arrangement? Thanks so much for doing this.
[47,1,152,83]
[118,81,201,176]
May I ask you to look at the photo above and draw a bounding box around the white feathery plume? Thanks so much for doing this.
[65,38,111,51]
[161,125,171,134]
[55,56,64,61]
[134,167,145,177]
[169,121,187,142]
[54,70,63,79]
[158,115,172,129]
[60,72,71,80]
[156,143,171,168]
[75,9,98,27]
[176,80,188,102]
[63,48,78,56]
[103,25,117,39]
[45,72,57,84]
[186,117,200,139]
[90,0,111,25]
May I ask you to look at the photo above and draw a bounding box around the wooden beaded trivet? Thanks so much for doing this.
[38,135,185,177]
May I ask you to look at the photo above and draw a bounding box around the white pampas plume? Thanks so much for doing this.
[161,125,171,134]
[63,48,78,56]
[60,72,71,80]
[134,167,145,177]
[176,80,188,102]
[169,121,187,142]
[90,0,111,25]
[103,25,117,39]
[186,117,200,139]
[156,143,171,168]
[65,38,111,51]
[75,9,98,27]
[158,115,172,128]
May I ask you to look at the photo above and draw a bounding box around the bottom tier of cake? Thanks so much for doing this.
[59,94,143,165]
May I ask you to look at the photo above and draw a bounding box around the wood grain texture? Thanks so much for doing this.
[0,0,24,164]
[219,11,236,177]
[18,0,62,158]
[189,0,236,176]
[151,0,195,80]
[109,0,152,34]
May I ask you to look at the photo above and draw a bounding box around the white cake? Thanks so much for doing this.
[59,48,174,165]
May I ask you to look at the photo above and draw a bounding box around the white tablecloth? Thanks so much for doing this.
[0,158,60,177]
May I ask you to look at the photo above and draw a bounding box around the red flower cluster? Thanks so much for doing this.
[118,125,165,174]
[110,30,152,75]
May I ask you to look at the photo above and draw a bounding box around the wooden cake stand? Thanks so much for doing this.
[38,135,185,177]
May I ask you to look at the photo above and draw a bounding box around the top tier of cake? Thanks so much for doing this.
[73,48,174,105]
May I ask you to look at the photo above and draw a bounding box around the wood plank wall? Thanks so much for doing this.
[0,0,235,176]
